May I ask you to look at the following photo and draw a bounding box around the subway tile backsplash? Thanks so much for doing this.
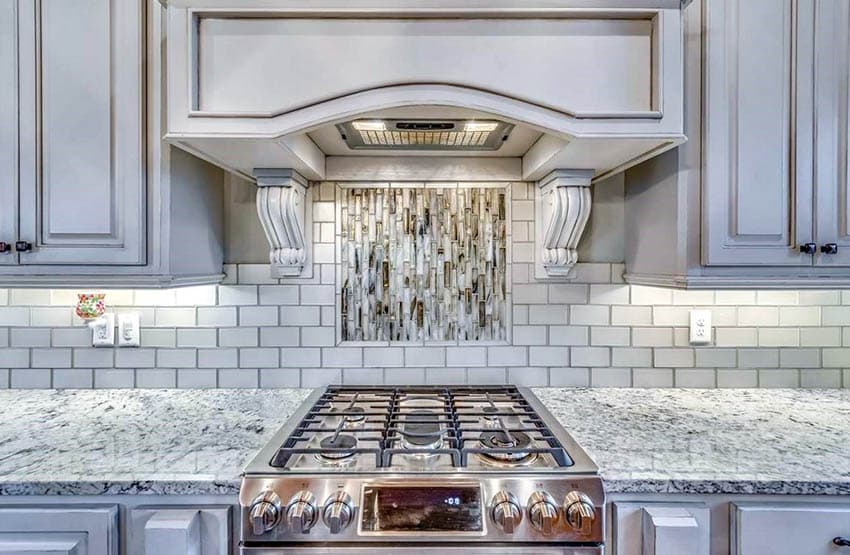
[0,181,849,389]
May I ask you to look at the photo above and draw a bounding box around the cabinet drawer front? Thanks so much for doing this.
[16,0,145,265]
[732,503,850,555]
[0,506,118,555]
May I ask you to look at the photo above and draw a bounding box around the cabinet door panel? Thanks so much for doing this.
[731,503,850,555]
[703,0,813,266]
[17,0,145,265]
[0,0,19,265]
[813,1,850,265]
[0,506,118,555]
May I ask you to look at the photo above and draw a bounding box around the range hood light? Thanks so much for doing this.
[351,120,387,132]
[464,121,499,132]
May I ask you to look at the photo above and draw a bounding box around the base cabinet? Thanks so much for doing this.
[0,505,118,555]
[612,502,710,555]
[731,503,850,555]
[128,506,231,555]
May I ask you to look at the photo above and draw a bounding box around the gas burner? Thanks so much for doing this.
[332,405,366,424]
[315,434,358,466]
[400,410,444,452]
[477,430,538,467]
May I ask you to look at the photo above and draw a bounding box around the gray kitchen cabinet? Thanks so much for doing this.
[0,0,224,287]
[0,505,118,555]
[612,502,709,555]
[624,0,850,287]
[128,506,231,555]
[731,502,850,555]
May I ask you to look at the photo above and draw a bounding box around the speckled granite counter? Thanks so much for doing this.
[0,388,848,497]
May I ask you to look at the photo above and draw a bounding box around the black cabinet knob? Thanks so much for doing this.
[0,242,10,254]
[834,537,850,547]
[821,243,839,255]
[800,243,817,254]
[15,241,32,253]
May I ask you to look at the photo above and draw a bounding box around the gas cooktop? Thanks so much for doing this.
[240,386,605,553]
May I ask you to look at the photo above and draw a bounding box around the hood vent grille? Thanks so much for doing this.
[336,119,514,151]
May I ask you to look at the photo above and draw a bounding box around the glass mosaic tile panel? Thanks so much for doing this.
[340,186,508,342]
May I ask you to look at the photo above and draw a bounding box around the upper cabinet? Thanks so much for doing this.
[625,0,850,288]
[0,0,225,287]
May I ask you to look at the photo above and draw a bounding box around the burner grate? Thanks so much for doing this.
[268,386,574,469]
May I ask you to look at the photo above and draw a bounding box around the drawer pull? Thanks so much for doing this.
[0,242,10,254]
[15,241,32,252]
[800,242,817,254]
[821,243,839,255]
[834,537,850,547]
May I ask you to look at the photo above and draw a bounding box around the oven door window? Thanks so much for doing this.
[361,485,483,533]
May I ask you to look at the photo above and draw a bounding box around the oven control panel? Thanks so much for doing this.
[240,475,605,545]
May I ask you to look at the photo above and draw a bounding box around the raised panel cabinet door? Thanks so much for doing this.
[16,0,145,265]
[0,0,19,265]
[0,505,118,555]
[731,503,850,555]
[813,1,850,266]
[702,0,814,266]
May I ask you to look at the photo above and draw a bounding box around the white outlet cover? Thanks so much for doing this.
[89,313,115,347]
[689,309,712,346]
[117,313,141,347]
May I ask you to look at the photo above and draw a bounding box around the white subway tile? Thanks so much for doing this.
[823,306,850,325]
[425,368,467,385]
[282,347,321,368]
[219,327,259,347]
[758,369,799,388]
[134,290,176,306]
[157,349,197,368]
[511,263,530,285]
[300,327,336,347]
[221,264,237,285]
[319,182,336,201]
[195,307,235,327]
[758,328,799,347]
[801,369,841,388]
[240,348,279,368]
[487,346,526,367]
[30,307,71,327]
[548,326,588,346]
[51,328,90,347]
[513,284,547,304]
[30,348,70,368]
[260,327,299,347]
[590,327,630,347]
[779,348,819,368]
[823,348,850,368]
[301,368,342,388]
[313,243,335,264]
[10,328,50,347]
[652,306,690,326]
[115,349,156,368]
[632,327,673,347]
[717,369,758,388]
[590,368,631,387]
[570,305,609,325]
[9,289,51,306]
[260,369,301,388]
[141,329,177,348]
[715,290,757,305]
[674,369,716,388]
[323,348,363,367]
[654,348,694,368]
[633,368,673,387]
[52,368,93,388]
[0,307,30,326]
[218,285,258,306]
[511,221,529,242]
[549,367,590,386]
[176,369,217,388]
[342,368,384,385]
[508,367,548,386]
[384,367,426,385]
[612,347,652,367]
[94,369,134,388]
[611,306,652,326]
[801,327,841,346]
[611,263,626,284]
[73,348,114,368]
[177,328,218,348]
[715,327,758,347]
[10,369,51,388]
[446,347,486,367]
[511,242,534,263]
[237,264,278,285]
[528,305,569,325]
[405,347,446,366]
[321,306,336,326]
[630,285,673,305]
[589,285,629,305]
[135,369,177,388]
[173,285,217,306]
[0,289,7,305]
[258,285,299,305]
[571,347,610,367]
[778,306,820,326]
[738,349,779,368]
[511,200,533,221]
[529,346,569,366]
[695,348,737,368]
[198,348,238,368]
[756,291,798,306]
[313,201,335,222]
[300,285,335,305]
[671,290,714,305]
[798,290,840,305]
[0,329,7,348]
[706,306,738,326]
[512,326,547,345]
[216,369,259,388]
[321,264,336,284]
[468,367,507,384]
[737,307,779,326]
[155,308,196,327]
[548,284,588,304]
[512,305,529,326]
[364,348,404,367]
[239,306,279,327]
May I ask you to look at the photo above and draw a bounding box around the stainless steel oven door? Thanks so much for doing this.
[241,547,603,554]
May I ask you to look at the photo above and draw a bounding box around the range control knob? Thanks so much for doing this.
[564,491,596,535]
[527,491,558,535]
[490,491,522,533]
[249,491,282,536]
[322,491,354,534]
[286,491,318,534]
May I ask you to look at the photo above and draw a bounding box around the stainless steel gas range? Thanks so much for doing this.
[239,386,605,554]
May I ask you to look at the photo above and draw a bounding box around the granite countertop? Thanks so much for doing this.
[0,388,848,496]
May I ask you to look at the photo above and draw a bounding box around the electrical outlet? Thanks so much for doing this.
[117,313,140,347]
[89,313,115,347]
[689,309,711,345]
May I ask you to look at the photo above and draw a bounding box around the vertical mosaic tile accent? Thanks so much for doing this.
[340,185,508,342]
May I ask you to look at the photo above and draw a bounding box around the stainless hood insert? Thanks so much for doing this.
[337,119,515,151]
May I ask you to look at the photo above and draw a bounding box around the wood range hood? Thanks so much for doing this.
[160,0,687,279]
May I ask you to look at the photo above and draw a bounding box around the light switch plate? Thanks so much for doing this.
[689,309,711,345]
[117,313,141,347]
[89,313,115,347]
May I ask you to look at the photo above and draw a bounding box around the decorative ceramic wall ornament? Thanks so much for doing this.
[254,169,310,278]
[75,293,106,321]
